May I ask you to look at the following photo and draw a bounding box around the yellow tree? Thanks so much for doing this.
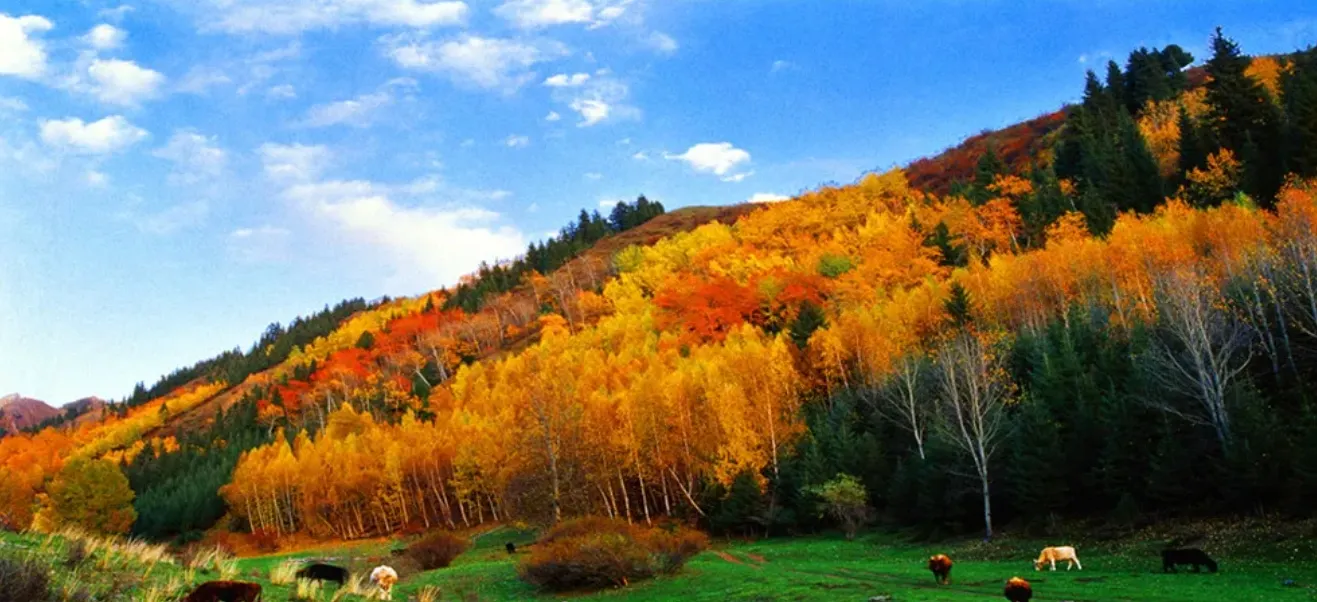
[39,458,136,535]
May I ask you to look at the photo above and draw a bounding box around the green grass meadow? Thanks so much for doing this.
[4,526,1317,601]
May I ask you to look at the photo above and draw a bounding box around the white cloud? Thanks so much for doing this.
[666,142,752,180]
[98,5,134,22]
[88,59,166,106]
[176,67,232,94]
[585,172,602,180]
[278,176,526,291]
[545,110,561,122]
[229,226,292,263]
[385,34,558,92]
[770,60,795,73]
[646,31,677,54]
[496,0,593,28]
[544,72,590,87]
[0,97,27,112]
[721,171,753,183]
[259,142,331,183]
[40,115,148,154]
[130,200,209,235]
[202,0,468,34]
[570,98,610,127]
[631,151,647,160]
[505,135,530,148]
[86,170,109,188]
[267,84,297,99]
[749,192,788,204]
[153,130,227,184]
[85,24,126,50]
[301,92,392,128]
[0,14,53,79]
[551,74,636,127]
[598,198,619,208]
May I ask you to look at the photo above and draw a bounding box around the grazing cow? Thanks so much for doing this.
[1003,576,1033,602]
[295,563,348,585]
[927,554,953,584]
[1033,546,1082,571]
[1162,548,1218,573]
[506,542,517,555]
[370,565,399,600]
[184,581,262,602]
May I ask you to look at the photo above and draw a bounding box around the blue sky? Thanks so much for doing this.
[2,0,1315,404]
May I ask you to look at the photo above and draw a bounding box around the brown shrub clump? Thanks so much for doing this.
[518,517,709,592]
[0,556,52,602]
[406,531,470,571]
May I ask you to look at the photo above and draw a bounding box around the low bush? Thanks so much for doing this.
[518,517,709,592]
[0,556,52,602]
[519,532,653,591]
[63,539,89,568]
[642,528,710,574]
[406,532,470,570]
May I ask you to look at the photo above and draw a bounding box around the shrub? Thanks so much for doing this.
[406,531,470,571]
[63,539,89,568]
[642,528,710,574]
[0,556,52,602]
[519,532,653,591]
[538,516,637,545]
[519,517,710,592]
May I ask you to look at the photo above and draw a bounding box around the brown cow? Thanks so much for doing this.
[927,554,953,584]
[1004,576,1033,602]
[184,581,262,602]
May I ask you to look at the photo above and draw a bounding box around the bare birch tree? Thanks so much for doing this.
[1146,267,1254,447]
[869,353,931,460]
[935,332,1011,541]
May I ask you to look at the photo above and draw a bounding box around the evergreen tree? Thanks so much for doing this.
[1006,397,1069,523]
[1116,110,1166,213]
[1282,47,1317,178]
[1203,28,1283,201]
[1177,105,1211,176]
[944,283,973,329]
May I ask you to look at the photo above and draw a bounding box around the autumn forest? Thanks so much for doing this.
[7,29,1317,552]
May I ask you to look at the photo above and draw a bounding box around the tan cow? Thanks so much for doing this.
[1033,546,1082,571]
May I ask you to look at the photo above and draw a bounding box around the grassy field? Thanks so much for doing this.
[4,526,1317,601]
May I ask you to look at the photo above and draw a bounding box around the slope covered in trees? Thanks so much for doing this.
[6,28,1317,547]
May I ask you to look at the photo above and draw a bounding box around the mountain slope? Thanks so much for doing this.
[0,394,59,432]
[6,30,1317,546]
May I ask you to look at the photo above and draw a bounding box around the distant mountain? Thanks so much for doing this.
[0,394,60,431]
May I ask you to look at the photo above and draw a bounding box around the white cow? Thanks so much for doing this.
[369,565,399,600]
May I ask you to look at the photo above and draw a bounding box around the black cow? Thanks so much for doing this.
[506,542,517,555]
[1162,548,1218,573]
[295,563,349,585]
[184,581,262,602]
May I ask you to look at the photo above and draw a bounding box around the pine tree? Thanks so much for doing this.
[1203,27,1283,202]
[1117,110,1166,213]
[944,283,973,329]
[1176,105,1210,176]
[1282,47,1317,178]
[1006,398,1069,522]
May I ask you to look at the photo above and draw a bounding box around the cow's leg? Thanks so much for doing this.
[1075,557,1082,570]
[1050,559,1056,571]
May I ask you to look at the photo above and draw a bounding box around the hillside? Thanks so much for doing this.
[2,28,1317,558]
[0,394,58,432]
